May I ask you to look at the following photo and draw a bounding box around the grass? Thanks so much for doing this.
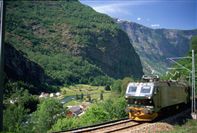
[60,84,112,106]
[171,119,197,133]
[60,84,107,96]
[63,100,82,107]
[161,119,197,133]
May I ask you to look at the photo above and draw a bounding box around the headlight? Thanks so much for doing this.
[143,108,153,114]
[143,106,154,114]
[143,109,148,114]
[148,109,153,114]
[146,106,154,109]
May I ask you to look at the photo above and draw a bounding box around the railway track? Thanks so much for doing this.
[129,108,191,133]
[57,108,191,133]
[59,119,143,133]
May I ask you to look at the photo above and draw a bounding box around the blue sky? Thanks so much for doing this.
[80,0,197,30]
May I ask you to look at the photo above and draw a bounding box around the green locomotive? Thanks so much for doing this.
[125,75,190,121]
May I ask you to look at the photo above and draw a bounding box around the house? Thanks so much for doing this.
[49,93,54,97]
[39,92,49,98]
[67,106,83,117]
[55,92,61,97]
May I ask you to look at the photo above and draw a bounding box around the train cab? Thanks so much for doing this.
[125,82,158,121]
[125,75,190,121]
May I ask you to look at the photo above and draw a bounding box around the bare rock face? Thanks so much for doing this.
[84,29,143,79]
[117,20,197,74]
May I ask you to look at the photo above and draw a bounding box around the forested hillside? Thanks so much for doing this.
[5,1,143,91]
[3,1,143,132]
[117,20,197,74]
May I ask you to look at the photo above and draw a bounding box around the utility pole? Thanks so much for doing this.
[191,50,196,119]
[167,50,196,119]
[0,0,4,131]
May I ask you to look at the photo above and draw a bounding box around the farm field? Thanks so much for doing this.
[59,84,111,106]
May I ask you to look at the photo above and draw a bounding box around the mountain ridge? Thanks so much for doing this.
[116,19,197,31]
[116,19,197,74]
[5,1,143,91]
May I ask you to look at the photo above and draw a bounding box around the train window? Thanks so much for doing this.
[128,86,137,93]
[140,86,151,93]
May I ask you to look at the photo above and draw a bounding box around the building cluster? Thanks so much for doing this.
[39,92,61,98]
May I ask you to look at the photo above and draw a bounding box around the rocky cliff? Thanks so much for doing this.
[117,20,197,74]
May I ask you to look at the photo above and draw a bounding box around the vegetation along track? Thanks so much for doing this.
[58,108,191,133]
[58,118,142,133]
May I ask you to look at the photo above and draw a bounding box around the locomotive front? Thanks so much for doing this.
[125,82,158,121]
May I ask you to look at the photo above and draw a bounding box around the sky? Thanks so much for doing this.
[80,0,197,30]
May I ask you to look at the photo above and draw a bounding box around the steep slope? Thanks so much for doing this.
[5,1,143,87]
[4,43,58,93]
[117,20,197,74]
[167,36,197,84]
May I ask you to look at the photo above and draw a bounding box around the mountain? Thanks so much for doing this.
[165,35,197,82]
[5,1,143,90]
[4,43,58,94]
[116,19,197,74]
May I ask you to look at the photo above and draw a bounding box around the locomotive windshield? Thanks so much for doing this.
[140,86,151,93]
[126,83,154,97]
[128,86,137,93]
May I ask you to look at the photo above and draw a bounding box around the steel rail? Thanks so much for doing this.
[53,118,130,133]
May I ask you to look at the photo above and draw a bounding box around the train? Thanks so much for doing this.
[125,75,190,121]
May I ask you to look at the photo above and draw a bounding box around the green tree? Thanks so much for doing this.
[3,84,39,133]
[51,104,110,132]
[3,105,28,133]
[81,93,84,100]
[111,80,122,94]
[50,117,79,132]
[100,91,104,100]
[102,97,127,119]
[111,77,134,96]
[90,76,113,86]
[30,98,65,133]
[87,94,91,102]
[76,94,79,100]
[79,104,109,126]
[104,85,111,91]
[121,77,134,96]
[50,97,127,131]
